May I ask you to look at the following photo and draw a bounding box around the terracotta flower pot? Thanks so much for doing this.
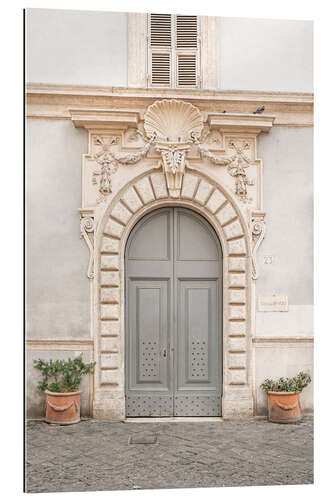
[45,390,81,425]
[267,391,301,423]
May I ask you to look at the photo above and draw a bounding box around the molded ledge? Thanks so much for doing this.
[207,112,275,133]
[70,108,140,130]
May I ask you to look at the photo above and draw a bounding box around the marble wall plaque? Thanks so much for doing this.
[258,295,288,312]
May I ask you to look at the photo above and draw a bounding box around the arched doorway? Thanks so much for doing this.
[94,168,253,420]
[125,207,222,417]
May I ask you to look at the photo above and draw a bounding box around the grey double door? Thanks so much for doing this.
[125,207,222,417]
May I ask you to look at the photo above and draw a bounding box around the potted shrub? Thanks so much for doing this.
[261,371,311,423]
[34,354,95,425]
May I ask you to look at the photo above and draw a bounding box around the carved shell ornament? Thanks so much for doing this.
[144,99,203,144]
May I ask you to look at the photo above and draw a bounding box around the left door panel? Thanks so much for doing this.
[125,208,174,416]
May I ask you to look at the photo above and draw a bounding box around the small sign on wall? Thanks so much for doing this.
[258,295,288,312]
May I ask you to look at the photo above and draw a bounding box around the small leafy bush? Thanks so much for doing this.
[34,355,96,393]
[260,371,311,393]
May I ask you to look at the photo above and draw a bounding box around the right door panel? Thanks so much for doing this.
[173,208,222,416]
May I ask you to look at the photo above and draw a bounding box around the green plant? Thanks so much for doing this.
[260,371,311,393]
[34,355,96,393]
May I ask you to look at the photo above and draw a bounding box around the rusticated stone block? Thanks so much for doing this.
[229,305,246,320]
[150,172,168,199]
[100,255,120,270]
[122,186,143,212]
[104,219,124,239]
[135,177,155,204]
[228,369,247,385]
[111,202,132,225]
[228,257,246,272]
[101,337,120,352]
[228,336,247,352]
[216,203,237,226]
[228,320,246,336]
[229,289,246,304]
[195,180,213,205]
[228,273,246,287]
[206,189,226,213]
[101,304,120,320]
[228,238,246,255]
[101,353,120,369]
[181,173,198,199]
[101,236,119,254]
[100,369,122,385]
[100,320,120,336]
[100,287,120,304]
[100,271,120,286]
[223,220,244,240]
[228,353,247,369]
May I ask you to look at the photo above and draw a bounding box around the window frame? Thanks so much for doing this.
[127,13,220,90]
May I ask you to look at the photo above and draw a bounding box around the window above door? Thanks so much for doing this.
[148,14,200,89]
[128,13,221,90]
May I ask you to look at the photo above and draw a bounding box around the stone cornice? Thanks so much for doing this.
[26,83,314,103]
[69,107,275,135]
[207,113,275,133]
[70,108,140,129]
[26,84,313,127]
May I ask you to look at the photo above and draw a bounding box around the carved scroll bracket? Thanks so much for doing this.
[79,210,95,279]
[250,211,266,280]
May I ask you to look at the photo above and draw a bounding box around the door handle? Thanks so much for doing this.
[161,347,168,359]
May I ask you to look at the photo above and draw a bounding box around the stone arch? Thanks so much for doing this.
[93,167,253,419]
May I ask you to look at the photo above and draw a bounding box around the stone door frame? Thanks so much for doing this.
[92,167,254,419]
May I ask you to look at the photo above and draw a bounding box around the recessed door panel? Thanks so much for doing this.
[125,207,222,417]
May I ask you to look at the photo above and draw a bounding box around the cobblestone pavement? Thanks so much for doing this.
[25,417,313,493]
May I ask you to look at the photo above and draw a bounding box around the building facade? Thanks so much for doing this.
[25,9,313,419]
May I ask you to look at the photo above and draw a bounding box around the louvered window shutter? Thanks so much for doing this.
[148,14,200,89]
[148,14,172,87]
[176,16,199,87]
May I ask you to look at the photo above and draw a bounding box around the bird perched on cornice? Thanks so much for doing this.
[253,105,265,114]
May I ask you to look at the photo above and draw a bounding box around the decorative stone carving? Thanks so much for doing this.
[92,136,119,196]
[250,211,266,280]
[192,134,255,203]
[80,213,95,279]
[156,145,189,198]
[201,126,224,148]
[227,140,255,202]
[92,134,155,200]
[144,99,203,143]
[144,100,203,197]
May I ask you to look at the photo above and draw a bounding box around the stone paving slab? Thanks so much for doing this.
[25,418,313,493]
